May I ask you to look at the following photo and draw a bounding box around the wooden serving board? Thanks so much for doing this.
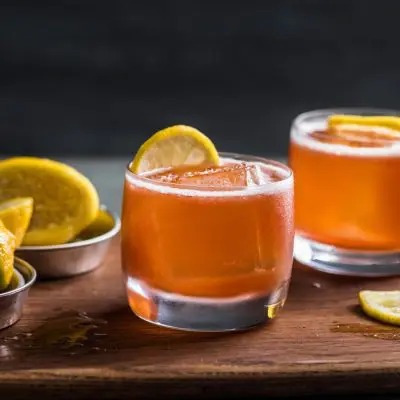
[1,236,400,399]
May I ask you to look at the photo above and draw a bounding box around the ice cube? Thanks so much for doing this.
[246,163,269,186]
[148,161,280,189]
[149,162,253,188]
[175,163,250,188]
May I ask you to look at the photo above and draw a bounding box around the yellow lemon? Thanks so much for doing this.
[77,208,115,240]
[0,197,34,247]
[328,114,400,138]
[0,157,100,246]
[130,125,220,174]
[359,290,400,326]
[0,220,16,291]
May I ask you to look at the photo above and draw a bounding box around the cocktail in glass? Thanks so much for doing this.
[289,108,400,276]
[121,153,294,331]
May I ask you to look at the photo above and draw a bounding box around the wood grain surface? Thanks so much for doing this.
[1,236,400,399]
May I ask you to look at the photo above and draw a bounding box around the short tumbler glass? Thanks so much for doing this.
[290,108,400,276]
[121,152,294,331]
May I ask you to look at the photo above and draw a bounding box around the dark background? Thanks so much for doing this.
[2,0,400,157]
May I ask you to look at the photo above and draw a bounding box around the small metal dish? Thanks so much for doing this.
[0,257,37,330]
[15,207,121,279]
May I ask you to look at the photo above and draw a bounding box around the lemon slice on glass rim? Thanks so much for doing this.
[130,125,220,174]
[359,290,400,326]
[328,114,400,138]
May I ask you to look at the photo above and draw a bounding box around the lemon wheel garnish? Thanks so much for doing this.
[0,157,100,246]
[0,197,34,247]
[328,114,400,137]
[130,125,220,174]
[359,290,400,326]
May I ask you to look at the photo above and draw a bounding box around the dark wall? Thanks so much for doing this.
[2,0,400,157]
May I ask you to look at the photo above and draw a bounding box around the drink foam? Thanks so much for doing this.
[126,157,293,197]
[291,119,400,157]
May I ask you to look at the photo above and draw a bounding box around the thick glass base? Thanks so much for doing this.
[294,234,400,277]
[126,278,289,332]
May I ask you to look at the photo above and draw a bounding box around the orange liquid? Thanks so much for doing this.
[121,160,293,305]
[290,129,400,250]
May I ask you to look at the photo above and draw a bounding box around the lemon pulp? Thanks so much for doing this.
[0,197,34,247]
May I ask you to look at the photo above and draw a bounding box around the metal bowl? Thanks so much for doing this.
[0,257,37,330]
[15,207,121,279]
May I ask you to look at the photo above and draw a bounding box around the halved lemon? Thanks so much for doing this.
[0,157,100,246]
[130,125,220,174]
[0,197,34,247]
[0,220,15,291]
[359,290,400,326]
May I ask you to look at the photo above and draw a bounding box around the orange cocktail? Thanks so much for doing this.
[121,153,294,331]
[290,108,400,276]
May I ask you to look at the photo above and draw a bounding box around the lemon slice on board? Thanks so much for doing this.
[130,125,220,174]
[0,157,100,246]
[0,220,16,291]
[359,290,400,326]
[328,114,400,137]
[0,197,34,247]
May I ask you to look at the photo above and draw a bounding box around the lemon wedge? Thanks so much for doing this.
[328,114,400,137]
[0,197,34,247]
[77,208,115,240]
[0,157,100,246]
[0,220,16,291]
[359,290,400,326]
[130,125,220,174]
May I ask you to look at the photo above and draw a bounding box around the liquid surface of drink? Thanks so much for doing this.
[290,123,400,251]
[122,157,293,306]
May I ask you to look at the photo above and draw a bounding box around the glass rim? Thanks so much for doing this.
[292,107,400,130]
[290,107,400,156]
[124,152,293,197]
